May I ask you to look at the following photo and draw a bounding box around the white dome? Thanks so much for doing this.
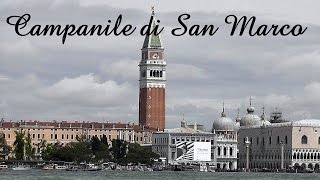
[234,122,241,131]
[212,110,235,131]
[259,111,271,126]
[240,105,261,126]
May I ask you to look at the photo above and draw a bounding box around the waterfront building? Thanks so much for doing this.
[238,102,320,171]
[138,9,166,130]
[0,120,154,159]
[152,121,216,167]
[211,104,238,170]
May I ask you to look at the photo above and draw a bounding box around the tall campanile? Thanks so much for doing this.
[139,9,166,130]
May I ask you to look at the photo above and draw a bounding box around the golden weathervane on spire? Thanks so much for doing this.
[151,5,155,15]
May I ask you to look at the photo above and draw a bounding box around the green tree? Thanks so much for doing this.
[110,139,128,164]
[0,133,11,159]
[91,135,110,162]
[13,130,25,160]
[25,132,33,160]
[126,143,159,165]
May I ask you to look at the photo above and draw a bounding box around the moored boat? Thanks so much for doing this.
[12,165,31,170]
[0,164,8,170]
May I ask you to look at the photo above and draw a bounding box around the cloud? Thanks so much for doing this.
[100,59,139,81]
[38,74,133,107]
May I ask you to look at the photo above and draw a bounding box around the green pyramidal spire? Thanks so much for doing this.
[142,9,163,49]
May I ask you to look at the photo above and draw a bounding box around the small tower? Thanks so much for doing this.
[139,7,166,130]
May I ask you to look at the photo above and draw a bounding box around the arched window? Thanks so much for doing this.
[160,71,163,77]
[277,136,280,144]
[301,135,308,144]
[230,147,233,156]
[142,71,146,77]
[223,147,227,156]
[150,70,153,77]
[153,70,156,77]
[217,147,221,156]
[262,137,265,146]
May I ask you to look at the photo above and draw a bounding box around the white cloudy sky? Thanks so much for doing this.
[0,0,319,129]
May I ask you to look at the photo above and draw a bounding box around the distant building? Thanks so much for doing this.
[152,121,216,167]
[238,102,320,171]
[0,120,154,159]
[211,104,238,170]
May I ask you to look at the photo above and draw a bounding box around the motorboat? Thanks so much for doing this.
[12,165,31,170]
[0,164,8,170]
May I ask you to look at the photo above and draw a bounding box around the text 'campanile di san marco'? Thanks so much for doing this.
[139,8,166,130]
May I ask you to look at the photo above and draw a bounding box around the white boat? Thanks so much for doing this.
[42,164,54,170]
[55,165,67,170]
[42,164,66,170]
[0,164,8,170]
[12,165,31,170]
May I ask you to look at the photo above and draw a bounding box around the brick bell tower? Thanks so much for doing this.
[139,9,166,130]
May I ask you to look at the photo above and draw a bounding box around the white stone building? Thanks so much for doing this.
[152,122,216,166]
[238,102,320,171]
[211,105,238,170]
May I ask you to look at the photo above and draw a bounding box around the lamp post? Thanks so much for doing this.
[245,137,251,171]
[280,141,284,170]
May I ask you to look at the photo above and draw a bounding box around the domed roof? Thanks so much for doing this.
[240,98,261,126]
[212,106,235,132]
[259,107,271,126]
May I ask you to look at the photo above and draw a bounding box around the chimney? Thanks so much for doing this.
[102,124,104,129]
[194,123,197,131]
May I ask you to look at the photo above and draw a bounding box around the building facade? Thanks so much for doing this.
[139,10,166,130]
[238,102,320,171]
[0,120,154,159]
[152,122,216,166]
[211,105,238,170]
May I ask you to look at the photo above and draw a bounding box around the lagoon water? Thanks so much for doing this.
[1,170,320,180]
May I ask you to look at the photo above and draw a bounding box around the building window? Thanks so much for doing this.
[269,137,272,145]
[62,134,64,139]
[262,137,265,146]
[55,134,57,139]
[301,135,308,144]
[172,139,175,144]
[223,147,227,156]
[277,136,280,144]
[285,136,288,144]
[318,137,320,144]
[217,147,221,156]
[230,148,233,156]
[257,137,259,145]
